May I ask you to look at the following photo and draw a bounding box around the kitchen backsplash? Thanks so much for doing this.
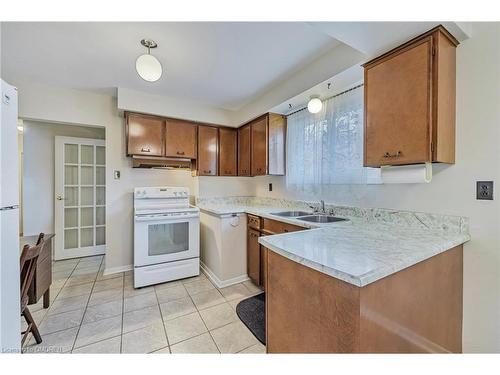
[196,196,470,235]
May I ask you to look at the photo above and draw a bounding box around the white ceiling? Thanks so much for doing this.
[0,22,340,110]
[269,22,470,115]
[308,21,469,57]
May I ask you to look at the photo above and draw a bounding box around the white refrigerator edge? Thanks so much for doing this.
[0,79,21,353]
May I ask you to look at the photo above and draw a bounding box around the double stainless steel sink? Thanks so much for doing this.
[271,211,311,217]
[297,215,347,223]
[271,211,348,223]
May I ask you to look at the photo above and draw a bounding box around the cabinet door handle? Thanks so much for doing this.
[176,151,185,155]
[141,147,151,152]
[383,151,402,158]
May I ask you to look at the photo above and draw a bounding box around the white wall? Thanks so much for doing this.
[15,82,258,275]
[22,121,105,235]
[254,23,500,353]
[195,176,255,198]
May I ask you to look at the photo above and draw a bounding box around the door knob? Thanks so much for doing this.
[56,195,65,201]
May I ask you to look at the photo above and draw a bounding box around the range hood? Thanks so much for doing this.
[132,156,192,169]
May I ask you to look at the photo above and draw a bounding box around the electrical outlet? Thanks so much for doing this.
[476,181,493,200]
[269,183,273,192]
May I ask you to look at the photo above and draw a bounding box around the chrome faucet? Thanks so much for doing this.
[309,200,326,214]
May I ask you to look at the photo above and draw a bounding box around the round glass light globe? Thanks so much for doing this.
[307,97,323,114]
[136,54,162,82]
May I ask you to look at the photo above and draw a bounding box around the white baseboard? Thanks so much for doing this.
[200,261,249,288]
[103,264,133,276]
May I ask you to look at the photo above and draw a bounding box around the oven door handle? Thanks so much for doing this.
[135,213,199,222]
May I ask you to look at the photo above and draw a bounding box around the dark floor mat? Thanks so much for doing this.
[236,293,265,344]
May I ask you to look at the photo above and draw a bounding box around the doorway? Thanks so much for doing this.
[20,121,105,260]
[54,136,106,260]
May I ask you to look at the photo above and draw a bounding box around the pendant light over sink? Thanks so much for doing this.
[307,96,323,114]
[136,39,162,82]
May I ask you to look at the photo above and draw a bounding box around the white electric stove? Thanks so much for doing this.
[133,187,200,288]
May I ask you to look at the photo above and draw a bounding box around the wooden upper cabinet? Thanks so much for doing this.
[245,113,286,177]
[218,128,237,176]
[363,26,458,167]
[238,124,251,176]
[251,116,268,176]
[165,119,197,158]
[126,113,164,156]
[268,113,286,175]
[198,125,218,176]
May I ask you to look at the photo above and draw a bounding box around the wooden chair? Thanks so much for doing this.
[20,233,45,346]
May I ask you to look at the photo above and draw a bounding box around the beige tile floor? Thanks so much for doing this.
[22,255,266,354]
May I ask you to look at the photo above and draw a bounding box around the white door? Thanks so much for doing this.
[54,136,106,260]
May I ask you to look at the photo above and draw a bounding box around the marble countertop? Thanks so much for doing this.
[196,198,470,287]
[259,223,469,287]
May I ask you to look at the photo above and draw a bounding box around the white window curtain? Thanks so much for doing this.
[286,85,380,192]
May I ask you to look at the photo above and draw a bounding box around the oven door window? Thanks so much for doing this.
[148,222,189,256]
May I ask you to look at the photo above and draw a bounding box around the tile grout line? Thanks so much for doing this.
[186,279,223,353]
[69,256,103,352]
[72,333,122,353]
[153,285,171,354]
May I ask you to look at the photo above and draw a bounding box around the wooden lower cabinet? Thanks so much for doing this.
[247,215,306,289]
[262,218,305,235]
[247,228,261,285]
[266,245,463,353]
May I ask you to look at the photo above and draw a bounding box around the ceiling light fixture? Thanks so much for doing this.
[307,96,323,114]
[136,39,162,82]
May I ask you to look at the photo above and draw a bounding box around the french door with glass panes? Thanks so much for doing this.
[54,136,106,260]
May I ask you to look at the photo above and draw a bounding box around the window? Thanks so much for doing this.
[286,85,380,192]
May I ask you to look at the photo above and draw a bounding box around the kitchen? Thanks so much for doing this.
[0,6,499,370]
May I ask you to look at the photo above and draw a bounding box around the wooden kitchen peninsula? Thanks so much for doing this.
[265,245,463,353]
[259,219,469,353]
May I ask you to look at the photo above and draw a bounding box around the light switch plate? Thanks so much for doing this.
[476,181,493,200]
[114,170,121,180]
